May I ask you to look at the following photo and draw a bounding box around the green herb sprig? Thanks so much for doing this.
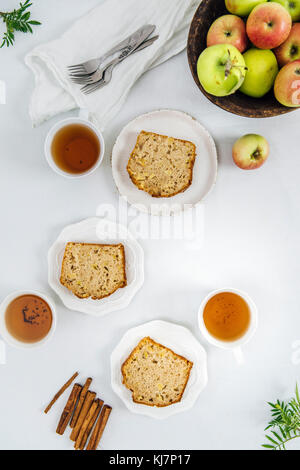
[263,384,300,450]
[0,0,41,48]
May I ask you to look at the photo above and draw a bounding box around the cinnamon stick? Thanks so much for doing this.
[44,372,79,414]
[70,377,92,428]
[56,383,82,435]
[86,404,112,451]
[74,398,101,450]
[70,390,96,441]
[78,399,103,450]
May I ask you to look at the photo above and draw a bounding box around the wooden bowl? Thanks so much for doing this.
[187,0,295,118]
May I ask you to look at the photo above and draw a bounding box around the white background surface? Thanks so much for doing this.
[0,0,300,451]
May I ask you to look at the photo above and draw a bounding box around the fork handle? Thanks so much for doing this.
[100,36,158,77]
[115,35,159,66]
[96,25,155,67]
[82,35,159,94]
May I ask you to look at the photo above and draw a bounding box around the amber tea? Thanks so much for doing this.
[5,294,53,343]
[203,292,251,342]
[51,123,100,174]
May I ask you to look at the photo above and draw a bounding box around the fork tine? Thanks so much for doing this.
[85,84,105,95]
[68,71,94,78]
[70,76,91,83]
[70,77,93,84]
[68,68,87,75]
[82,80,106,95]
[81,82,102,94]
[68,68,86,74]
[70,74,93,81]
[69,78,88,83]
[80,82,97,92]
[83,87,98,95]
[68,68,84,74]
[68,64,86,70]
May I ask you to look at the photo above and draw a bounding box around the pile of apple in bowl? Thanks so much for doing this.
[188,0,300,117]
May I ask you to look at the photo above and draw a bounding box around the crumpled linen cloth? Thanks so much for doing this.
[25,0,200,130]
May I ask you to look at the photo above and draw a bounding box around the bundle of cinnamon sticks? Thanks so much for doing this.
[44,372,112,451]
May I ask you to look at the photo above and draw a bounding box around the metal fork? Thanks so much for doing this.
[68,24,155,76]
[72,35,158,87]
[80,35,159,95]
[70,57,117,84]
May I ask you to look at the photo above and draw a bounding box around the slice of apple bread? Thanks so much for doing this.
[121,337,193,407]
[60,242,127,300]
[127,131,196,198]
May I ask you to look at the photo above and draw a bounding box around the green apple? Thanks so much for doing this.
[197,44,247,97]
[232,134,269,170]
[225,0,267,16]
[273,0,300,21]
[240,48,278,98]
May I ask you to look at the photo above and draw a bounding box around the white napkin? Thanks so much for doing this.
[25,0,199,130]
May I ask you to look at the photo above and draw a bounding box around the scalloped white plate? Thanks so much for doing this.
[111,320,208,419]
[112,109,218,215]
[48,218,144,316]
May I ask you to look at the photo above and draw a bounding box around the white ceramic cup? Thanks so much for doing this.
[198,288,258,365]
[44,109,105,178]
[0,290,57,361]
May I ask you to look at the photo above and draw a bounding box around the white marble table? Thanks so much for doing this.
[0,0,299,450]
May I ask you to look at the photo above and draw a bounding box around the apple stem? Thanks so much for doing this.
[224,49,247,80]
[225,54,232,79]
[251,149,261,160]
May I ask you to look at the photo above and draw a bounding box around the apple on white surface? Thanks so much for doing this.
[274,60,300,107]
[246,2,292,49]
[274,23,300,67]
[232,134,269,170]
[197,44,247,97]
[225,0,267,17]
[207,14,248,52]
[273,0,300,21]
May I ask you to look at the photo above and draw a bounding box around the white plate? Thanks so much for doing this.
[111,320,208,419]
[48,217,144,316]
[112,109,218,215]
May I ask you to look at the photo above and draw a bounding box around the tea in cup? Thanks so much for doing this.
[198,288,258,364]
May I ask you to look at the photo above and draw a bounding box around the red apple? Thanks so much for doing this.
[246,2,292,49]
[232,134,269,170]
[207,14,248,53]
[274,60,300,107]
[274,23,300,67]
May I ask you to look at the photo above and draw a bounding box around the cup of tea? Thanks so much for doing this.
[198,288,258,364]
[0,290,57,359]
[44,109,105,178]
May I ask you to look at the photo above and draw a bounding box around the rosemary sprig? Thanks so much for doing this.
[0,0,41,48]
[262,384,300,450]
